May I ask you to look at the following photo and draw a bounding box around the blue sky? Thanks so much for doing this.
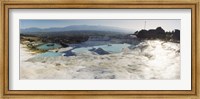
[20,19,180,31]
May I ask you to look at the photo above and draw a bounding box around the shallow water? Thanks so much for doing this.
[36,52,63,57]
[37,43,62,50]
[72,43,131,54]
[36,43,131,57]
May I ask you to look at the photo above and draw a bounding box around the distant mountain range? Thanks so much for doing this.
[20,25,134,34]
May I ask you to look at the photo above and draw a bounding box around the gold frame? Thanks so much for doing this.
[0,0,199,98]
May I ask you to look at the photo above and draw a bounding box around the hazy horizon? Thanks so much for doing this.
[20,19,181,31]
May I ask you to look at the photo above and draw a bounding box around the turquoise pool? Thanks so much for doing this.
[36,52,63,57]
[72,43,130,54]
[35,43,131,57]
[37,43,62,50]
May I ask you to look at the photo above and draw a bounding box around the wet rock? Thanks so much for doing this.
[93,48,110,55]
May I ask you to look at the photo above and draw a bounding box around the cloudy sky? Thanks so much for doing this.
[20,19,180,31]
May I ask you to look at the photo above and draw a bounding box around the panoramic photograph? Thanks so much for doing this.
[20,19,180,80]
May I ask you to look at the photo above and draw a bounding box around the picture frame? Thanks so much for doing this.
[0,0,199,98]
